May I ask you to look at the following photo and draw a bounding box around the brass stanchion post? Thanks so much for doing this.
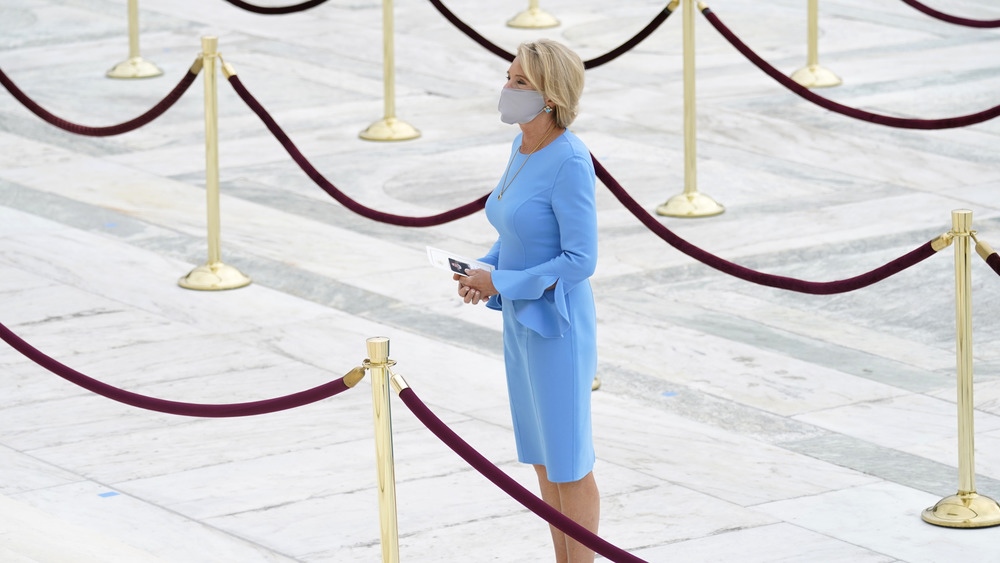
[366,337,401,563]
[107,0,163,79]
[507,0,560,29]
[922,209,1000,528]
[657,0,724,218]
[178,37,251,291]
[790,0,841,88]
[360,0,420,141]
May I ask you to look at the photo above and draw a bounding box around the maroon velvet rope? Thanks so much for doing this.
[428,0,513,63]
[899,0,1000,28]
[229,67,939,288]
[0,60,201,137]
[592,155,940,294]
[227,74,489,227]
[398,386,647,563]
[0,321,353,417]
[701,8,1000,130]
[427,0,675,69]
[221,0,330,15]
[986,253,1000,277]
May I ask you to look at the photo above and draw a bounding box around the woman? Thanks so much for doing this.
[454,39,599,563]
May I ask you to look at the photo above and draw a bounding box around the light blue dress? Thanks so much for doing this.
[480,130,598,483]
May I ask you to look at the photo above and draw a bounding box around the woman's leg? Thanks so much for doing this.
[556,471,599,562]
[534,464,569,563]
[535,466,600,563]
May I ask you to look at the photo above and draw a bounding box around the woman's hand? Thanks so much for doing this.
[454,269,498,305]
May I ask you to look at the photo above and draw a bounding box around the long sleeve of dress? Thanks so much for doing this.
[481,239,501,267]
[480,240,503,311]
[489,155,597,337]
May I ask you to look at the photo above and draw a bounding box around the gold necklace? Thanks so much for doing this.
[497,124,555,200]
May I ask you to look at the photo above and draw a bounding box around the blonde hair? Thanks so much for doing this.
[517,40,585,129]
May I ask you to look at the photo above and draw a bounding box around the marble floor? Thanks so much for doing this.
[1,0,1000,561]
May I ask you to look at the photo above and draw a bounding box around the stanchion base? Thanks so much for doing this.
[507,8,560,29]
[591,377,601,391]
[359,117,421,142]
[106,57,164,79]
[922,492,1000,528]
[656,192,725,218]
[178,262,252,291]
[790,64,842,88]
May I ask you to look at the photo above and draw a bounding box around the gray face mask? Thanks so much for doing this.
[498,87,546,124]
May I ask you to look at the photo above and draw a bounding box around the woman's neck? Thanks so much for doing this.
[519,116,563,154]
